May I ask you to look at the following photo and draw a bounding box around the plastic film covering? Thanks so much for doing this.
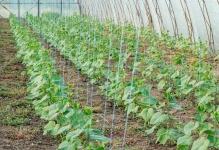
[79,0,219,52]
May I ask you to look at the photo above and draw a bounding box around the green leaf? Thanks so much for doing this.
[44,121,56,135]
[182,88,193,95]
[198,95,214,105]
[177,135,193,147]
[122,86,135,104]
[150,112,169,125]
[177,145,190,150]
[89,133,110,143]
[86,129,110,143]
[138,108,154,123]
[156,128,169,144]
[58,140,80,150]
[145,126,156,135]
[139,86,150,97]
[33,94,49,106]
[58,141,69,150]
[184,121,199,135]
[47,112,59,120]
[181,75,191,86]
[127,103,139,115]
[191,137,209,150]
[142,96,158,106]
[56,124,72,135]
[156,128,179,145]
[171,70,180,79]
[66,129,83,142]
[83,106,92,115]
[194,81,204,88]
[51,123,60,136]
[158,80,166,90]
[65,109,74,118]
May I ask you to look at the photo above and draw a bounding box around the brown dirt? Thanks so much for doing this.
[46,44,175,149]
[0,19,58,150]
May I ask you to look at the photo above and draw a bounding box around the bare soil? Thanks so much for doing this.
[0,19,58,150]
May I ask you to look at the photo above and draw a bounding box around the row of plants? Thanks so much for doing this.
[10,15,109,150]
[26,13,218,149]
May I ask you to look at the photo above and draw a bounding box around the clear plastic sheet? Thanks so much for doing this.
[79,0,219,52]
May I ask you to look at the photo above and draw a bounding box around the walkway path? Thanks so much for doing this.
[0,19,57,150]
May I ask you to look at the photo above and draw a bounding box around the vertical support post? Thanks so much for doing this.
[78,0,82,15]
[17,0,20,18]
[37,0,40,17]
[60,0,63,15]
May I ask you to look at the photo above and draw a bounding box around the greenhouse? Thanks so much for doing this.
[0,0,218,149]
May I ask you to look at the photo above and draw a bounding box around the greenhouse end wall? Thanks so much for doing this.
[0,0,79,18]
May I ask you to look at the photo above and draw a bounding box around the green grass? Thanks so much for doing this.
[0,99,32,126]
[0,85,31,126]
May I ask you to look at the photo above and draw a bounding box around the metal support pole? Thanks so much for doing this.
[17,0,20,18]
[60,0,63,15]
[78,0,82,15]
[37,0,40,17]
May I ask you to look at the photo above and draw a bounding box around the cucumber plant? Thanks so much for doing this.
[26,13,219,149]
[10,15,109,150]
